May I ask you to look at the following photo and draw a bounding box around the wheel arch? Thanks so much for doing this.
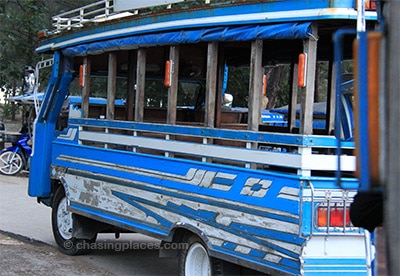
[160,223,213,258]
[38,178,65,207]
[50,177,68,206]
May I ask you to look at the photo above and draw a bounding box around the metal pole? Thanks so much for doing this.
[384,0,400,274]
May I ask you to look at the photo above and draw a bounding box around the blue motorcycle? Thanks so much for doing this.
[0,125,32,175]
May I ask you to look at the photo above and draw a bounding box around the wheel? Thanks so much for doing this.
[179,235,211,276]
[0,150,24,175]
[52,187,95,255]
[178,234,240,276]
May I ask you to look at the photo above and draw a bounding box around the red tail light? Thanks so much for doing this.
[317,205,351,227]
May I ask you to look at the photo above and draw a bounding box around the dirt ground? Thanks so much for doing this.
[0,231,115,276]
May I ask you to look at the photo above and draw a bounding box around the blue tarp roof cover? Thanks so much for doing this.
[62,22,312,56]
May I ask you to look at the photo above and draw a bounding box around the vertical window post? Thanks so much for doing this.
[135,48,146,122]
[248,39,263,131]
[299,24,318,135]
[81,57,91,118]
[107,52,117,120]
[328,61,337,134]
[205,42,218,128]
[127,50,136,121]
[289,62,299,132]
[167,46,179,125]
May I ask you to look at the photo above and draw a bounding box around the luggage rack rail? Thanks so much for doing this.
[50,0,212,35]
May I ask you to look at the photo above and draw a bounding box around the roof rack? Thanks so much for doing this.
[50,0,211,35]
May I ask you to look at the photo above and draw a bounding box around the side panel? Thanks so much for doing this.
[51,138,305,274]
[48,118,370,274]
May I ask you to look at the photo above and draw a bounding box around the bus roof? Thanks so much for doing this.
[37,0,377,53]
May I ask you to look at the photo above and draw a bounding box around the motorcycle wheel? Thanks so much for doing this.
[0,150,24,175]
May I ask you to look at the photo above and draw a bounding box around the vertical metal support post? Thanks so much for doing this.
[167,46,179,125]
[127,50,136,121]
[166,46,179,158]
[215,46,225,129]
[205,42,218,128]
[203,42,218,162]
[289,63,299,132]
[356,31,370,189]
[247,39,263,169]
[333,29,356,187]
[135,48,146,122]
[248,39,263,131]
[82,56,91,118]
[107,52,117,120]
[385,0,400,273]
[327,61,336,134]
[352,0,371,190]
[300,24,317,135]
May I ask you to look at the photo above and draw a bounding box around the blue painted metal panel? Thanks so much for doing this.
[28,53,74,197]
[51,142,300,211]
[355,31,371,191]
[303,258,368,275]
[28,52,60,197]
[49,134,366,274]
[51,140,305,274]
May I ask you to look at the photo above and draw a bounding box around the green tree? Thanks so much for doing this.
[0,0,93,119]
[0,0,47,119]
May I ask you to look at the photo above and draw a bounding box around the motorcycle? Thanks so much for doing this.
[0,124,32,176]
[0,65,43,176]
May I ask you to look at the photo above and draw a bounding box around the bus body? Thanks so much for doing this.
[29,1,377,275]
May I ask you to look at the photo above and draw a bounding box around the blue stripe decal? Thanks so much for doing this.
[303,272,367,276]
[229,222,304,245]
[303,257,368,274]
[70,202,169,237]
[110,192,174,230]
[62,165,301,219]
[65,163,300,222]
[304,258,367,265]
[212,176,235,186]
[52,142,306,213]
[111,190,302,258]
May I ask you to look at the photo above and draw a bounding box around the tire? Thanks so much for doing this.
[178,234,240,276]
[52,186,96,255]
[0,150,24,175]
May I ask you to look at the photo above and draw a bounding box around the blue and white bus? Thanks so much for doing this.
[28,0,378,275]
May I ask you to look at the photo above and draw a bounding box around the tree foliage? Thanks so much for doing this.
[0,0,93,97]
[0,1,44,90]
[0,0,93,118]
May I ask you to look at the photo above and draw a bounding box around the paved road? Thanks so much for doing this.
[0,173,54,245]
[0,174,178,275]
